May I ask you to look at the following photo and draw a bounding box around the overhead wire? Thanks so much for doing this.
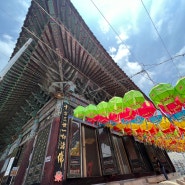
[140,0,182,78]
[89,0,156,86]
[90,0,184,85]
[1,1,184,92]
[90,0,140,64]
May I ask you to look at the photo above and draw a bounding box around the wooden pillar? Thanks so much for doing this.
[13,139,34,185]
[14,117,39,185]
[40,99,63,185]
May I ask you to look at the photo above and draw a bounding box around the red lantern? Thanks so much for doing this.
[135,127,144,136]
[119,108,136,121]
[124,127,132,135]
[148,126,158,135]
[86,117,96,124]
[162,123,176,134]
[95,115,109,123]
[86,115,109,124]
[137,101,156,119]
[113,126,121,132]
[158,97,183,115]
[109,113,120,122]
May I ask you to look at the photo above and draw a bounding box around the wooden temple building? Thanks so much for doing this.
[0,0,175,184]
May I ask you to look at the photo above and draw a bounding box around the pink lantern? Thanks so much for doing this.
[137,101,156,119]
[119,108,136,121]
[109,113,120,122]
[158,97,183,115]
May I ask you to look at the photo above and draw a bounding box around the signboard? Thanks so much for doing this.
[10,167,19,176]
[54,102,69,182]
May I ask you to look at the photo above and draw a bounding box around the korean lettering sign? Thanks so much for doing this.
[54,102,69,182]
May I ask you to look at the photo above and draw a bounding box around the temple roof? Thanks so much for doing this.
[0,0,143,151]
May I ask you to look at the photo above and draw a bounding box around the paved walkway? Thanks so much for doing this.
[93,172,185,185]
[158,175,185,185]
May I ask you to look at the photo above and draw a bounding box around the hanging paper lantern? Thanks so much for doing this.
[113,125,121,132]
[108,96,123,114]
[137,101,156,119]
[149,83,175,106]
[148,126,158,135]
[158,97,183,115]
[148,115,163,124]
[130,116,145,124]
[109,113,120,122]
[86,117,96,124]
[124,127,132,135]
[171,110,185,122]
[73,105,85,119]
[97,101,109,117]
[173,120,185,130]
[115,123,125,130]
[135,127,144,136]
[123,90,145,110]
[140,121,154,132]
[119,107,137,121]
[162,123,176,134]
[174,77,185,100]
[155,130,165,138]
[128,123,140,130]
[84,104,97,118]
[94,115,109,123]
[158,117,171,130]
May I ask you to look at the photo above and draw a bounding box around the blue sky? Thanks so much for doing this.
[1,0,185,97]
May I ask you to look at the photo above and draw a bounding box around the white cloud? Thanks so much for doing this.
[125,62,142,76]
[109,47,116,54]
[115,29,129,44]
[110,38,155,95]
[111,43,143,77]
[176,46,185,55]
[98,19,110,34]
[111,44,130,64]
[91,0,141,34]
[0,34,16,71]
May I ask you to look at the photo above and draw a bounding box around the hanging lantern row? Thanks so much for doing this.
[73,77,185,152]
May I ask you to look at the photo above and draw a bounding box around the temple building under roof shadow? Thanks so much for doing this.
[0,0,175,184]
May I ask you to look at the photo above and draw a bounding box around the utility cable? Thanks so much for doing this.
[140,0,182,78]
[90,0,140,63]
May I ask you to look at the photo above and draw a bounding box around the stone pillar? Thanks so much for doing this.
[40,99,63,185]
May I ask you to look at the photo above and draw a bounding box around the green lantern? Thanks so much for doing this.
[149,83,175,106]
[175,77,185,100]
[123,90,145,110]
[85,104,97,118]
[73,106,85,119]
[108,96,123,114]
[97,101,109,117]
